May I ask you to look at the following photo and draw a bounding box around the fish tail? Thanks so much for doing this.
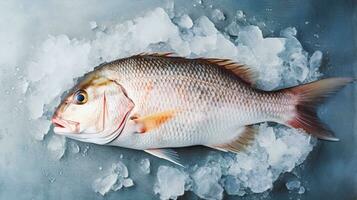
[284,77,353,141]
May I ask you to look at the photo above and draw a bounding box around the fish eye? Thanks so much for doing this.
[74,90,88,104]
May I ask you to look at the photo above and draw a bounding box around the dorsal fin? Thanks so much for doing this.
[137,52,175,57]
[135,52,257,85]
[199,58,257,85]
[212,125,257,153]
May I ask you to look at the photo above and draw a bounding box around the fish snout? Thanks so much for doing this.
[52,116,80,134]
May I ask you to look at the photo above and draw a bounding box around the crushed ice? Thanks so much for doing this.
[92,161,134,196]
[24,5,323,199]
[154,166,188,200]
[47,134,66,160]
[286,179,306,195]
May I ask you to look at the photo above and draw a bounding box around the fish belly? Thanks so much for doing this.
[119,80,275,149]
[109,56,288,149]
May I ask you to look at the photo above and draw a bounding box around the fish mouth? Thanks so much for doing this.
[52,116,80,134]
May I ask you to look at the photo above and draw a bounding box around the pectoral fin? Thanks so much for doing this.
[209,125,257,153]
[144,149,183,167]
[132,110,178,133]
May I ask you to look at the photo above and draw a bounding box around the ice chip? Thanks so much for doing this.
[111,181,123,191]
[237,25,286,90]
[226,21,240,36]
[92,173,118,196]
[298,186,306,194]
[93,161,132,195]
[47,134,66,160]
[123,178,134,188]
[163,0,175,18]
[286,180,301,191]
[89,21,98,30]
[32,118,51,141]
[154,166,186,200]
[223,176,242,195]
[238,25,264,46]
[280,27,297,38]
[309,50,323,70]
[140,158,151,174]
[211,9,225,22]
[194,16,217,36]
[191,166,223,200]
[111,161,129,178]
[68,141,80,154]
[177,14,193,29]
[236,10,245,20]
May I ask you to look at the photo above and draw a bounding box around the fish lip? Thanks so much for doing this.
[52,116,80,134]
[52,117,65,128]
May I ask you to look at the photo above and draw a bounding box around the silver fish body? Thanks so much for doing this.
[102,55,294,149]
[53,53,351,165]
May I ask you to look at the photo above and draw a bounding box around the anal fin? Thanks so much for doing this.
[206,146,228,152]
[144,148,183,167]
[212,125,257,153]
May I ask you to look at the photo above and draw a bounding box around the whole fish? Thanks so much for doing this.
[52,53,352,165]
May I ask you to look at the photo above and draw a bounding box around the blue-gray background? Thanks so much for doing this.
[0,0,355,199]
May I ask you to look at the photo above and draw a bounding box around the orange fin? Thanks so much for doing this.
[133,110,178,133]
[211,125,257,153]
[144,148,183,167]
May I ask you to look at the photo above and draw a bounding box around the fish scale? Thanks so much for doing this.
[102,55,288,149]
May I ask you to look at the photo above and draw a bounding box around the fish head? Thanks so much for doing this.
[52,72,134,144]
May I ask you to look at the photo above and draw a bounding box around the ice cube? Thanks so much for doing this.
[211,9,225,22]
[163,0,175,18]
[309,50,323,70]
[226,21,240,36]
[89,21,98,30]
[111,181,123,191]
[236,10,245,20]
[154,166,186,200]
[139,158,151,174]
[298,186,306,194]
[194,16,217,36]
[223,176,242,195]
[280,27,297,38]
[32,118,51,141]
[47,135,66,160]
[123,178,134,188]
[92,160,133,195]
[286,180,301,191]
[177,14,193,29]
[92,173,118,196]
[67,141,80,154]
[191,166,223,200]
[237,25,286,90]
[111,161,129,178]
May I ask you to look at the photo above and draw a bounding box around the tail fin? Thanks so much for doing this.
[285,77,353,141]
